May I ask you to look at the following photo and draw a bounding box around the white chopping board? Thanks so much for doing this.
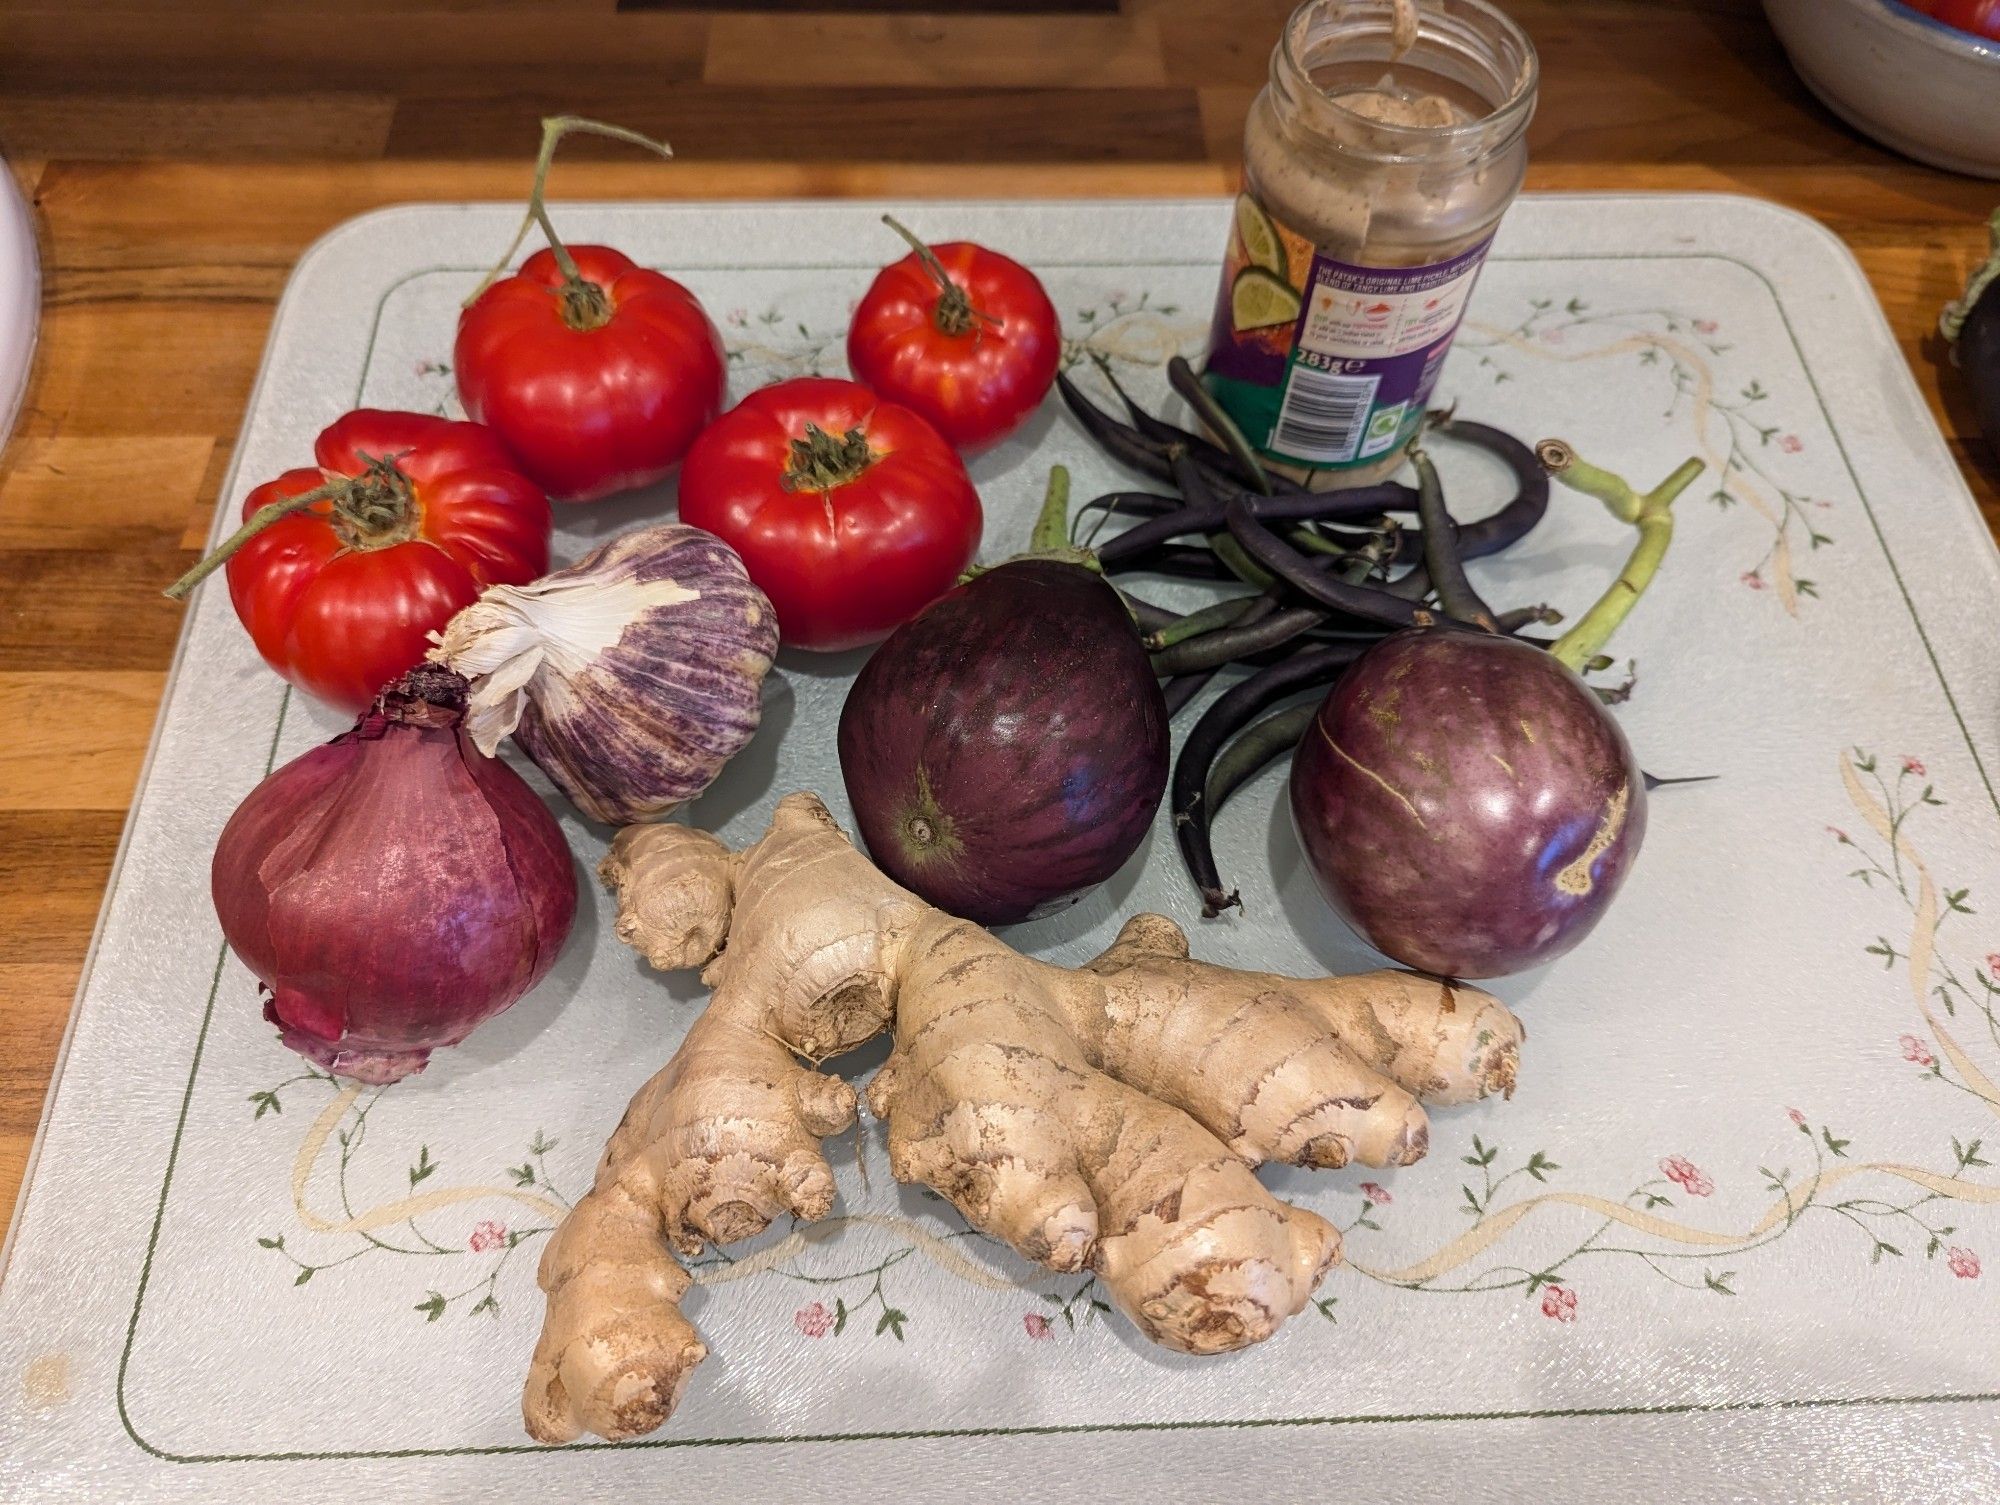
[3,195,1999,1503]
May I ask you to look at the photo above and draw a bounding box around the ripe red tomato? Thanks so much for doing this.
[1924,0,2000,37]
[678,377,982,651]
[221,410,551,713]
[1903,0,2000,35]
[455,244,726,503]
[847,233,1061,451]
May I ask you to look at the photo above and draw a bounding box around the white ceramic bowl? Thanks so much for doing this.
[0,162,36,446]
[1764,0,2000,179]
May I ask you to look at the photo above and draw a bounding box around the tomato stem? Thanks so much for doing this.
[781,422,876,492]
[880,215,1003,339]
[163,453,420,601]
[465,115,677,315]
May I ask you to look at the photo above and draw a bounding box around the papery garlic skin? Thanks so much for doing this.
[431,525,777,826]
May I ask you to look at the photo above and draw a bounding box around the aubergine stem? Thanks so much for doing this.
[1167,355,1274,497]
[1149,606,1327,676]
[1142,594,1264,651]
[464,116,675,325]
[1173,642,1366,916]
[1204,701,1319,823]
[1942,207,2000,345]
[1224,497,1443,631]
[1537,439,1705,671]
[1411,445,1500,631]
[1163,670,1219,719]
[1030,465,1072,553]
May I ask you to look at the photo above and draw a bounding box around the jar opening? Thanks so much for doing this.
[1276,0,1539,159]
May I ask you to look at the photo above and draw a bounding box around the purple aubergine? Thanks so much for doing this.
[1943,208,1999,454]
[1289,629,1645,979]
[838,559,1169,925]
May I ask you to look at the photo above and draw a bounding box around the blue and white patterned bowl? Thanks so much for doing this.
[1764,0,2000,179]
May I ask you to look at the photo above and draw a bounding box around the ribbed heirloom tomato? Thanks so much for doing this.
[677,377,983,651]
[181,410,552,714]
[847,222,1061,451]
[456,244,726,503]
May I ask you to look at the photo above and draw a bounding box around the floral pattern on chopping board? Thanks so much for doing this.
[245,746,2000,1347]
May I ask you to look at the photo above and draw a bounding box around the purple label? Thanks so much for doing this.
[1205,216,1495,472]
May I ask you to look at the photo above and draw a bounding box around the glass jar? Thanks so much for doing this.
[1204,0,1538,488]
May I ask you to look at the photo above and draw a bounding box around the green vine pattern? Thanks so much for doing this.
[1460,300,1834,612]
[250,1073,569,1325]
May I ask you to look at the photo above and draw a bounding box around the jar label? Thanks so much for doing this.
[1204,193,1494,472]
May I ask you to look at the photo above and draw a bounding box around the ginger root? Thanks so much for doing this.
[523,792,1523,1443]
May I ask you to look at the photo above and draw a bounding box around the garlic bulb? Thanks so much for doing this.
[430,524,777,826]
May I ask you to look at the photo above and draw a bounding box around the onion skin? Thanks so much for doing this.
[1289,630,1646,979]
[213,666,578,1082]
[838,559,1169,925]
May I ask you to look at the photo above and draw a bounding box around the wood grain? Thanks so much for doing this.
[1,0,1996,1249]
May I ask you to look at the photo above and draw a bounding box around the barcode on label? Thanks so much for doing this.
[1272,368,1380,464]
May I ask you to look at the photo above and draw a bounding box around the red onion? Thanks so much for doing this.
[213,665,578,1082]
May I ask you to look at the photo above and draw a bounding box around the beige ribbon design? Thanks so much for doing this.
[1350,753,2000,1286]
[290,1084,567,1235]
[1463,319,1802,614]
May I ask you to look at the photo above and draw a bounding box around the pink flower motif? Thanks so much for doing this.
[726,306,749,327]
[1825,825,1849,842]
[1985,952,2000,978]
[1659,1155,1714,1197]
[1788,1108,1807,1127]
[1901,1034,1936,1068]
[794,1301,833,1338]
[468,1219,508,1253]
[1741,570,1765,590]
[1023,1313,1053,1340]
[1540,1285,1578,1322]
[1778,434,1803,455]
[1903,755,1926,776]
[1948,1247,1981,1280]
[1538,328,1565,345]
[1360,1181,1392,1206]
[414,358,443,377]
[1694,319,1719,335]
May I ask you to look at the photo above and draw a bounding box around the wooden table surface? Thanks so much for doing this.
[1,0,1996,1244]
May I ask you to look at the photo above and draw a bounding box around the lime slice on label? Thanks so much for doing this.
[1231,267,1302,332]
[1234,194,1287,277]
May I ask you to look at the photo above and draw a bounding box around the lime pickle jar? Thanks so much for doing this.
[1204,0,1538,487]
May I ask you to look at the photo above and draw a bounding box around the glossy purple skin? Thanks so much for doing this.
[1289,630,1646,979]
[213,669,578,1083]
[838,559,1169,925]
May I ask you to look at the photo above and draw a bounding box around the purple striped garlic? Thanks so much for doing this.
[429,524,777,827]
